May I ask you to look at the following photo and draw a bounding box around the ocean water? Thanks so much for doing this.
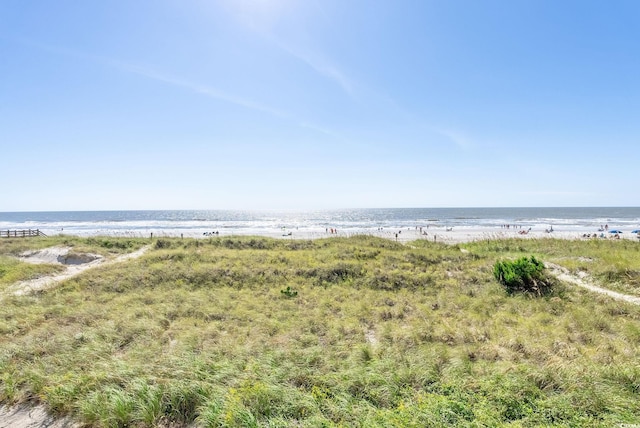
[1,208,639,238]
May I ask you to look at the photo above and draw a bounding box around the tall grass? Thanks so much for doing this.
[467,237,640,295]
[0,235,639,426]
[0,256,66,292]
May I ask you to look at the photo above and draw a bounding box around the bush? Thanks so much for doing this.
[155,239,173,249]
[280,286,298,298]
[494,256,551,295]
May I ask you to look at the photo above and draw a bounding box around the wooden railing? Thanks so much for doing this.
[0,229,48,238]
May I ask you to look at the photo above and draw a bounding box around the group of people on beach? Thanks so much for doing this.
[582,233,610,239]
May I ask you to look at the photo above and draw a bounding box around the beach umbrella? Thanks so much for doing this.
[632,230,640,234]
[609,230,622,234]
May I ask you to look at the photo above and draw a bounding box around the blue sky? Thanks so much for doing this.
[2,0,639,211]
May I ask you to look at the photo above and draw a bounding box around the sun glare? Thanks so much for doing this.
[219,0,292,31]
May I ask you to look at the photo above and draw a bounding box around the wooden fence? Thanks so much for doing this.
[0,229,48,238]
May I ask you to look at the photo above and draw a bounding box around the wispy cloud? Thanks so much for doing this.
[298,121,351,143]
[435,128,475,149]
[274,40,355,96]
[109,61,289,118]
[14,36,357,144]
[13,37,288,118]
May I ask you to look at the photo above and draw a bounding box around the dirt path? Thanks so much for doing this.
[4,245,151,297]
[547,262,640,305]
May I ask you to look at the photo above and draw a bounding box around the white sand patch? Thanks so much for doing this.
[365,329,378,346]
[19,247,102,266]
[0,404,79,428]
[20,246,68,264]
[5,245,150,297]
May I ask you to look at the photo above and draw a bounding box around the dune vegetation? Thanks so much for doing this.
[1,235,639,427]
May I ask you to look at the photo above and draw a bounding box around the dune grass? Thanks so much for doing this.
[466,237,640,296]
[1,235,639,426]
[0,237,148,293]
[0,256,66,292]
[0,236,148,258]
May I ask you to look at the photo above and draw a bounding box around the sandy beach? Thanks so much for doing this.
[4,208,639,244]
[276,226,640,245]
[118,225,640,245]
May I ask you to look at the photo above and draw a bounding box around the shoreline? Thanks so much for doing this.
[24,225,640,245]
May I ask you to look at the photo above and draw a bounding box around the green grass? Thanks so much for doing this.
[1,235,640,426]
[466,237,640,296]
[0,256,66,292]
[0,236,148,258]
[0,236,148,293]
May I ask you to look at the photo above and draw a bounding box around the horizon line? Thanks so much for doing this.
[2,206,640,214]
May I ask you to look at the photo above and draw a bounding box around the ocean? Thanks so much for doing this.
[1,208,639,238]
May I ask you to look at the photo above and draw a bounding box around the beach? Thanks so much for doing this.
[352,225,640,245]
[27,225,639,245]
[3,212,640,426]
[261,226,640,245]
[1,208,639,244]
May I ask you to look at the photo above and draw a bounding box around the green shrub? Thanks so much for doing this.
[155,239,172,249]
[280,286,298,298]
[493,256,551,295]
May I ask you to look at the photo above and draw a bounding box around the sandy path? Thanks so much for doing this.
[4,245,151,297]
[0,404,79,428]
[547,262,640,305]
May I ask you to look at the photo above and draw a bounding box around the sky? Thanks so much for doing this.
[1,0,639,211]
